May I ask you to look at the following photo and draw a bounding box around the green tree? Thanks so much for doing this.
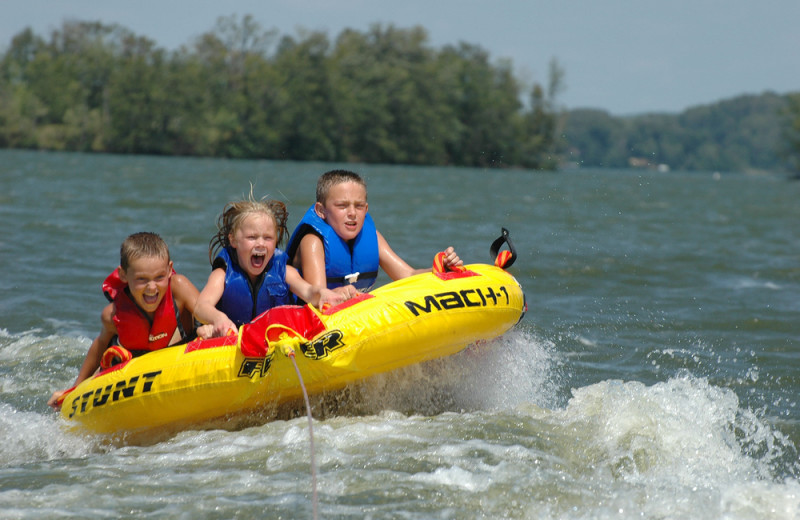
[564,92,791,173]
[185,15,282,158]
[105,34,172,153]
[562,109,626,167]
[272,30,339,161]
[330,24,454,165]
[783,92,800,175]
[519,58,565,169]
[0,18,566,170]
[436,42,522,167]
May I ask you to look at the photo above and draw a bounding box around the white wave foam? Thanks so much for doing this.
[308,326,561,417]
[409,464,491,491]
[0,403,97,465]
[522,374,800,518]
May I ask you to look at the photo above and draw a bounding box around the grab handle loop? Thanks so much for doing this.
[490,227,517,268]
[100,345,133,369]
[432,251,466,274]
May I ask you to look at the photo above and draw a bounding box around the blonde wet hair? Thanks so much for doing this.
[120,232,170,271]
[208,191,289,264]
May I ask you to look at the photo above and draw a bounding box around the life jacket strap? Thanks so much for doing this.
[327,270,379,285]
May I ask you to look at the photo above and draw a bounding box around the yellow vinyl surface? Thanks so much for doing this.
[60,264,525,436]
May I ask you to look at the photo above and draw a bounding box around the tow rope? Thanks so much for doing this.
[282,343,320,520]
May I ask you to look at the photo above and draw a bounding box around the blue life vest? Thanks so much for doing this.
[214,246,292,326]
[286,205,379,291]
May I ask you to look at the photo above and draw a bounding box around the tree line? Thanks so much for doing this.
[2,16,799,174]
[0,16,563,169]
[562,92,799,174]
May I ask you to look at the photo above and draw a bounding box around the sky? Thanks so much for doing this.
[2,0,799,115]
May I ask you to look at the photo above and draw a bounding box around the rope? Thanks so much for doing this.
[287,349,319,520]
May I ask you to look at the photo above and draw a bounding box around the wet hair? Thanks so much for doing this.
[120,232,170,271]
[208,191,289,264]
[316,169,367,204]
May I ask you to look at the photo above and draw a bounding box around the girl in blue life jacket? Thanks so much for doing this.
[194,194,346,339]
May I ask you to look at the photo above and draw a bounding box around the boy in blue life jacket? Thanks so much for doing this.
[285,170,462,297]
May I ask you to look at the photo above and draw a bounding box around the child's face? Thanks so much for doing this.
[228,212,277,281]
[119,256,173,315]
[315,181,368,242]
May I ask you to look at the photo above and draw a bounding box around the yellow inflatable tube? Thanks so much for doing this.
[59,263,525,436]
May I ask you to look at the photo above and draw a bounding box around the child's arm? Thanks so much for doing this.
[48,303,117,409]
[286,266,348,308]
[194,268,237,338]
[377,232,463,281]
[170,273,201,342]
[171,273,200,315]
[296,234,328,287]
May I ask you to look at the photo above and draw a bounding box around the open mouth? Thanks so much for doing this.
[251,252,266,270]
[142,293,159,306]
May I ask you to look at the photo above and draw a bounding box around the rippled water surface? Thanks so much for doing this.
[0,150,798,519]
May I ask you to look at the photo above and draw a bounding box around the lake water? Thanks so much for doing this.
[1,149,798,519]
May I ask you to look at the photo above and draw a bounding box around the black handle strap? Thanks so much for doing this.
[489,227,517,268]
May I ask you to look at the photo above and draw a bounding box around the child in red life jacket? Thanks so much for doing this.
[47,232,200,409]
[193,194,346,339]
[285,169,463,297]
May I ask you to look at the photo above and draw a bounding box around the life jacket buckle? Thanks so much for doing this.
[344,272,360,285]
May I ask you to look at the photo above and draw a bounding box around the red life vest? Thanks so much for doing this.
[102,268,179,352]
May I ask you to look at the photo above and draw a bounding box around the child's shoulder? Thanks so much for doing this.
[171,273,200,296]
[100,301,117,328]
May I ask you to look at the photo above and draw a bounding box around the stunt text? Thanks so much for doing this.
[67,370,162,418]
